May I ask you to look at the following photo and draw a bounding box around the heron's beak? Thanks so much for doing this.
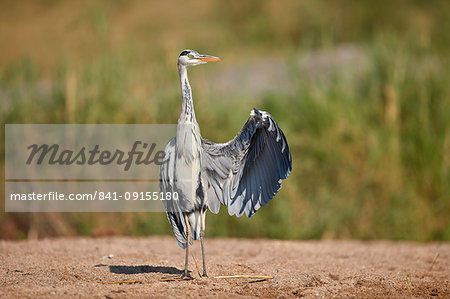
[197,55,222,62]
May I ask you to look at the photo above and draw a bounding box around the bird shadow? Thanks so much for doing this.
[107,265,183,275]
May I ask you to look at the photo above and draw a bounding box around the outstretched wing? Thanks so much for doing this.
[160,137,189,249]
[201,108,292,217]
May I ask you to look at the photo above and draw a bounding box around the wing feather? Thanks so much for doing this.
[202,109,292,217]
[160,138,190,249]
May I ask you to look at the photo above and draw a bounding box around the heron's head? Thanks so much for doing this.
[178,50,222,67]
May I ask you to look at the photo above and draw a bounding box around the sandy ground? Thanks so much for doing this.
[0,237,448,298]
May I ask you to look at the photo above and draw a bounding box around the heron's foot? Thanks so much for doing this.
[180,272,194,280]
[201,271,208,278]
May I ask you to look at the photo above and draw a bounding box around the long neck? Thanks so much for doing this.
[178,64,197,124]
[176,64,202,163]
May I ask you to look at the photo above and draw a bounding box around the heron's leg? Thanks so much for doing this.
[200,209,208,277]
[181,213,193,279]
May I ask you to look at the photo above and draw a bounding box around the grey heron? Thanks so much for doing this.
[160,50,292,279]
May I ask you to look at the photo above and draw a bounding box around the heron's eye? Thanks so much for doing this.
[188,53,195,59]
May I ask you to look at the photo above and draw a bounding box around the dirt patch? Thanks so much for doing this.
[1,237,448,298]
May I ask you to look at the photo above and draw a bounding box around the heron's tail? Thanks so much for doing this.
[166,212,188,249]
[167,210,205,249]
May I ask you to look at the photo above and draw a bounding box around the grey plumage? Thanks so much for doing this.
[159,50,292,278]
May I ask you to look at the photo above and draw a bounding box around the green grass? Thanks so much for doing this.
[1,0,449,241]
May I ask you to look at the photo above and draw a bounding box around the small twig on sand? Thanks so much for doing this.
[159,274,272,282]
[159,277,187,282]
[191,253,201,277]
[99,280,142,284]
[64,265,70,281]
[214,275,273,280]
[429,252,439,271]
[405,276,413,299]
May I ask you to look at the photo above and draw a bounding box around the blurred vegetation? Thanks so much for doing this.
[1,0,449,241]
